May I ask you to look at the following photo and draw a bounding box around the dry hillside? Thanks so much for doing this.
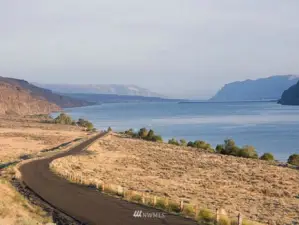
[52,135,299,224]
[0,82,60,115]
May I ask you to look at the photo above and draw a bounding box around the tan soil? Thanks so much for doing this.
[52,134,299,224]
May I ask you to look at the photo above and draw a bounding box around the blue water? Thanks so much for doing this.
[62,102,299,161]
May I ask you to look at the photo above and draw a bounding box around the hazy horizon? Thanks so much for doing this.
[1,1,299,98]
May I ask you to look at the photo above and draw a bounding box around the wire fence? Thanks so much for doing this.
[49,166,267,225]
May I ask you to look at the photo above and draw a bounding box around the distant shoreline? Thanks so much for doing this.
[179,100,278,104]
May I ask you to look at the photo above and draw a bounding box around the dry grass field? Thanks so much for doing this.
[0,116,88,163]
[0,116,89,224]
[52,134,299,224]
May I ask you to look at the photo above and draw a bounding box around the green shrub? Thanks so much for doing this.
[187,141,194,147]
[216,144,224,153]
[219,216,231,225]
[182,204,195,217]
[152,135,163,142]
[238,145,258,159]
[156,198,167,210]
[131,194,142,203]
[168,201,181,213]
[180,139,187,146]
[146,129,155,140]
[168,138,180,146]
[197,208,215,223]
[288,154,299,166]
[260,153,275,161]
[54,113,73,125]
[217,139,258,159]
[138,128,148,138]
[221,139,239,155]
[76,118,94,130]
[124,128,134,136]
[108,127,113,132]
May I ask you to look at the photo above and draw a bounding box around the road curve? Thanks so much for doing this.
[20,133,198,225]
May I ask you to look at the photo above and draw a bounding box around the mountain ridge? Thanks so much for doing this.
[0,77,92,108]
[210,75,299,102]
[34,83,164,97]
[0,76,95,115]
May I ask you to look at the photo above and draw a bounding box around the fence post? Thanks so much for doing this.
[216,209,220,222]
[102,182,105,192]
[153,196,157,206]
[238,213,242,225]
[180,200,184,211]
[141,193,145,204]
[194,205,199,219]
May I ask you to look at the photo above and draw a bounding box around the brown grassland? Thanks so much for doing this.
[0,115,88,163]
[52,134,299,224]
[0,116,89,224]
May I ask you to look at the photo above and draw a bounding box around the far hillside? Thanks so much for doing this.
[34,83,164,97]
[210,75,299,102]
[278,81,299,105]
[61,93,183,104]
[0,76,93,108]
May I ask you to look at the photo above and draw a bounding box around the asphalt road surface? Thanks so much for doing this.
[20,133,198,225]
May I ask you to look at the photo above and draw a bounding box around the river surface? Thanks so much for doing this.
[61,101,299,161]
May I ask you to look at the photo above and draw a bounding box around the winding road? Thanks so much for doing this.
[20,133,197,225]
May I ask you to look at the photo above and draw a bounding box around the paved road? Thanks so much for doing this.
[20,133,198,225]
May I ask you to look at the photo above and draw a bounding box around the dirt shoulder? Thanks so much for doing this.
[52,134,299,224]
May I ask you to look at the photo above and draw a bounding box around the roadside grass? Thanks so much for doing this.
[0,178,52,225]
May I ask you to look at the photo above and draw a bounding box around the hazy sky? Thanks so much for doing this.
[1,1,299,98]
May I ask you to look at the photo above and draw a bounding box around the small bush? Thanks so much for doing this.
[152,135,163,142]
[108,127,113,132]
[216,144,224,153]
[182,204,195,217]
[54,113,73,125]
[288,154,299,166]
[197,208,215,223]
[187,141,194,147]
[168,201,181,213]
[180,139,187,146]
[156,198,167,210]
[138,128,148,138]
[219,216,231,225]
[238,145,258,159]
[124,128,134,136]
[168,138,180,146]
[260,153,275,161]
[131,194,143,203]
[146,129,155,140]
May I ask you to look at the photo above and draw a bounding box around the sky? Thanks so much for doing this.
[1,0,299,99]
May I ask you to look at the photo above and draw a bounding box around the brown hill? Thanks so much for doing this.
[0,82,60,115]
[0,77,92,108]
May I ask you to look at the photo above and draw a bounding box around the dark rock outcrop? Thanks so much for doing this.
[278,81,299,105]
